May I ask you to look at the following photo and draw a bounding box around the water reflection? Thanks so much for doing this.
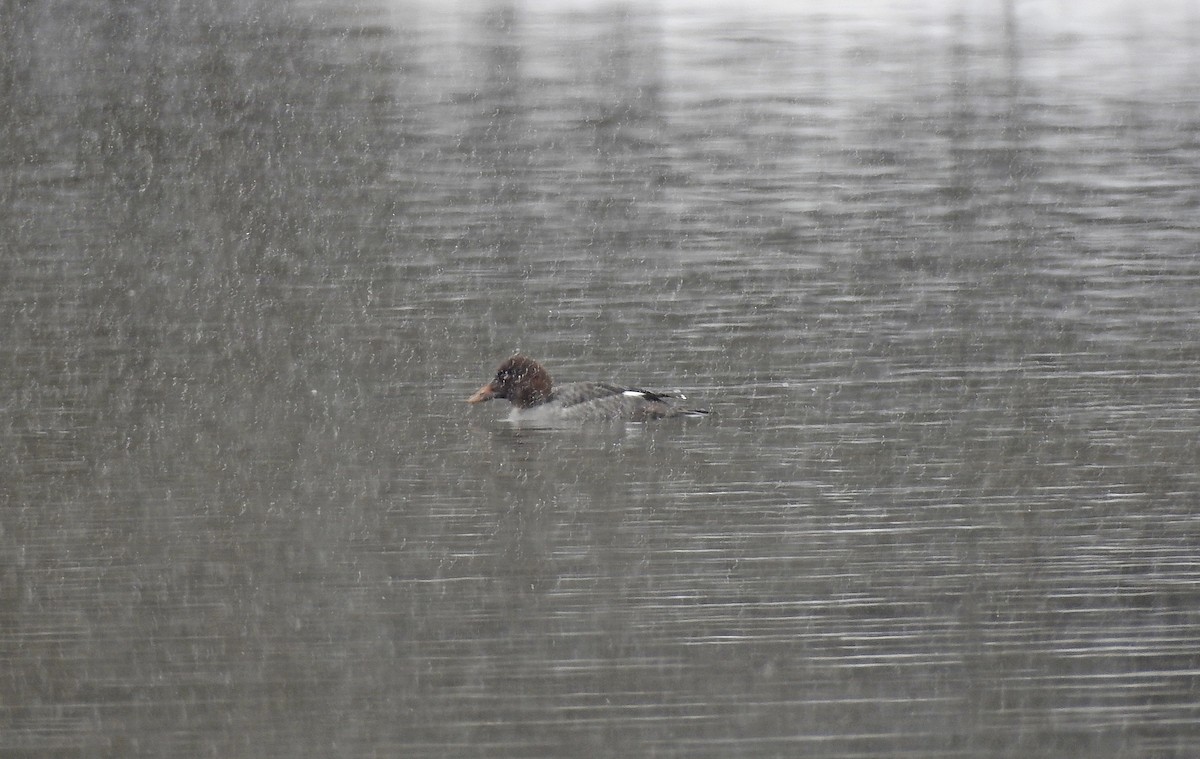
[3,1,1199,757]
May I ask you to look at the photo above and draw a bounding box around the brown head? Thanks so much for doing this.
[466,355,553,408]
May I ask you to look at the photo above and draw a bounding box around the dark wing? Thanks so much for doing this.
[549,382,708,419]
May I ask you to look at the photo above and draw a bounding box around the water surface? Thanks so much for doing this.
[2,1,1198,756]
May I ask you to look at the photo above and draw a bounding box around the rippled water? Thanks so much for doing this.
[3,1,1199,756]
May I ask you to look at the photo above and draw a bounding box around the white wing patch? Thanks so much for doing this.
[623,389,685,400]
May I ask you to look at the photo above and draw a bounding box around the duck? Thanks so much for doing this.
[466,355,709,424]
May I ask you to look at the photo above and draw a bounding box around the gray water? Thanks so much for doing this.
[3,1,1199,756]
